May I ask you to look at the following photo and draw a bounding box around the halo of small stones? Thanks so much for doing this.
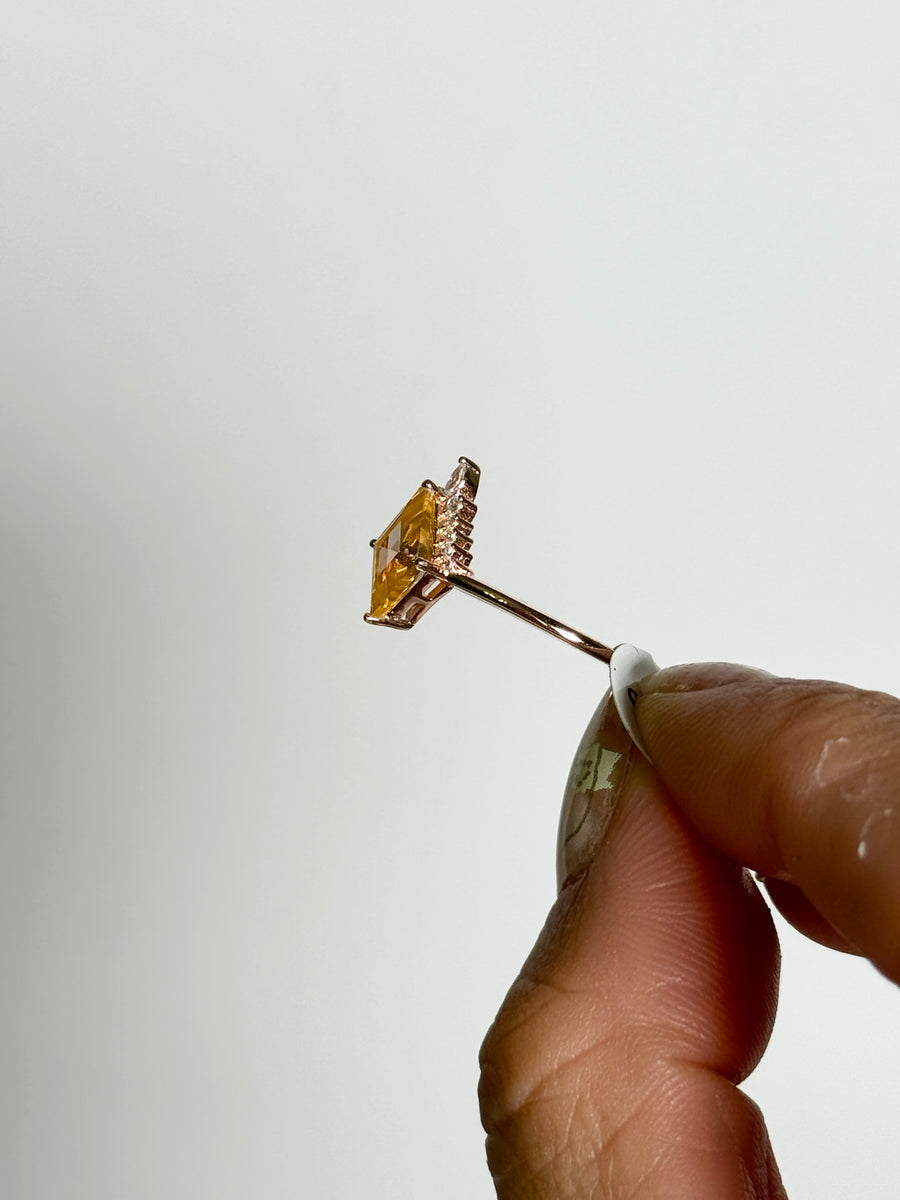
[433,461,477,575]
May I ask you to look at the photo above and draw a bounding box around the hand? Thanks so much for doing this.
[478,664,900,1199]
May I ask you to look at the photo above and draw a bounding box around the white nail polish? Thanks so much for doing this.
[609,643,660,762]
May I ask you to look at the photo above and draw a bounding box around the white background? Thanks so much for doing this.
[3,2,900,1196]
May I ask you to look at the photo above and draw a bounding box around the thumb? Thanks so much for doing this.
[633,664,900,984]
[479,691,785,1200]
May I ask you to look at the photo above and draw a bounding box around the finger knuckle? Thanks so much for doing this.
[478,977,625,1196]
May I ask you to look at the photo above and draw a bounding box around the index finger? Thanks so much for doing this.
[634,664,900,985]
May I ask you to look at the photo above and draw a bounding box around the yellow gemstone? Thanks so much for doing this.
[370,487,437,620]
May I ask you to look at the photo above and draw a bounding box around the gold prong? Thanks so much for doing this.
[363,613,415,630]
[369,538,377,548]
[455,458,481,492]
[421,479,440,492]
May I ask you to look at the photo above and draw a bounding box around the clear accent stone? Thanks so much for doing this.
[444,462,469,496]
[431,460,480,577]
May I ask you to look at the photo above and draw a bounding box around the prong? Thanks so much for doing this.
[363,612,415,630]
[421,479,440,492]
[369,538,377,548]
[456,458,481,492]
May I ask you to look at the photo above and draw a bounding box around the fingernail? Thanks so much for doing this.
[556,690,634,892]
[609,643,660,761]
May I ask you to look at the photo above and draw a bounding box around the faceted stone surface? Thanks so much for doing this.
[444,458,479,502]
[369,487,436,619]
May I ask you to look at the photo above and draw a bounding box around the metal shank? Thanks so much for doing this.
[416,559,613,665]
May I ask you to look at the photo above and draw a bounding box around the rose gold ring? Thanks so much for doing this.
[364,456,614,665]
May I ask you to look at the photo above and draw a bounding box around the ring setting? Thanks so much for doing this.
[364,457,660,757]
[366,458,480,629]
[365,456,615,663]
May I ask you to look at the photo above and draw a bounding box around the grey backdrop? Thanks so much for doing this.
[3,2,900,1197]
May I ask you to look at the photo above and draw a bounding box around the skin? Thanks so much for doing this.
[478,663,900,1199]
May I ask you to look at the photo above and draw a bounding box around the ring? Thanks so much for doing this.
[364,456,615,663]
[364,457,660,757]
